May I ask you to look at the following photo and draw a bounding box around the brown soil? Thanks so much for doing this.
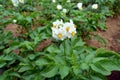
[4,24,23,37]
[86,15,120,52]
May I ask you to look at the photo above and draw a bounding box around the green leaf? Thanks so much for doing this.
[54,56,66,65]
[81,63,89,70]
[0,46,4,50]
[46,45,61,54]
[3,55,13,61]
[42,66,58,78]
[0,62,6,68]
[71,37,85,48]
[96,48,120,58]
[90,75,103,80]
[26,17,32,23]
[59,66,70,79]
[18,66,32,72]
[37,27,46,32]
[46,45,55,53]
[3,48,12,54]
[34,74,45,80]
[22,74,37,80]
[72,66,79,75]
[92,57,106,63]
[26,44,33,50]
[35,58,49,66]
[90,63,111,75]
[20,41,33,50]
[85,51,95,63]
[28,54,35,60]
[98,59,120,71]
[0,74,7,80]
[9,72,21,78]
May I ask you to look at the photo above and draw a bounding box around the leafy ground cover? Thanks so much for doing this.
[0,0,120,80]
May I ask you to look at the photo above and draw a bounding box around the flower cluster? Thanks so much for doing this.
[11,0,24,7]
[51,20,77,40]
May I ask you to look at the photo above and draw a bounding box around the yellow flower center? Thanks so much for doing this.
[71,32,75,37]
[66,27,70,32]
[53,24,56,28]
[57,33,62,39]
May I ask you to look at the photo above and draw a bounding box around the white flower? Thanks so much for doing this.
[68,28,76,38]
[62,9,67,13]
[13,19,17,23]
[51,19,77,40]
[52,19,64,29]
[19,0,24,4]
[51,20,65,40]
[63,20,76,38]
[52,0,56,3]
[52,28,67,40]
[67,0,71,2]
[77,3,82,10]
[92,4,98,9]
[57,5,62,10]
[11,0,19,7]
